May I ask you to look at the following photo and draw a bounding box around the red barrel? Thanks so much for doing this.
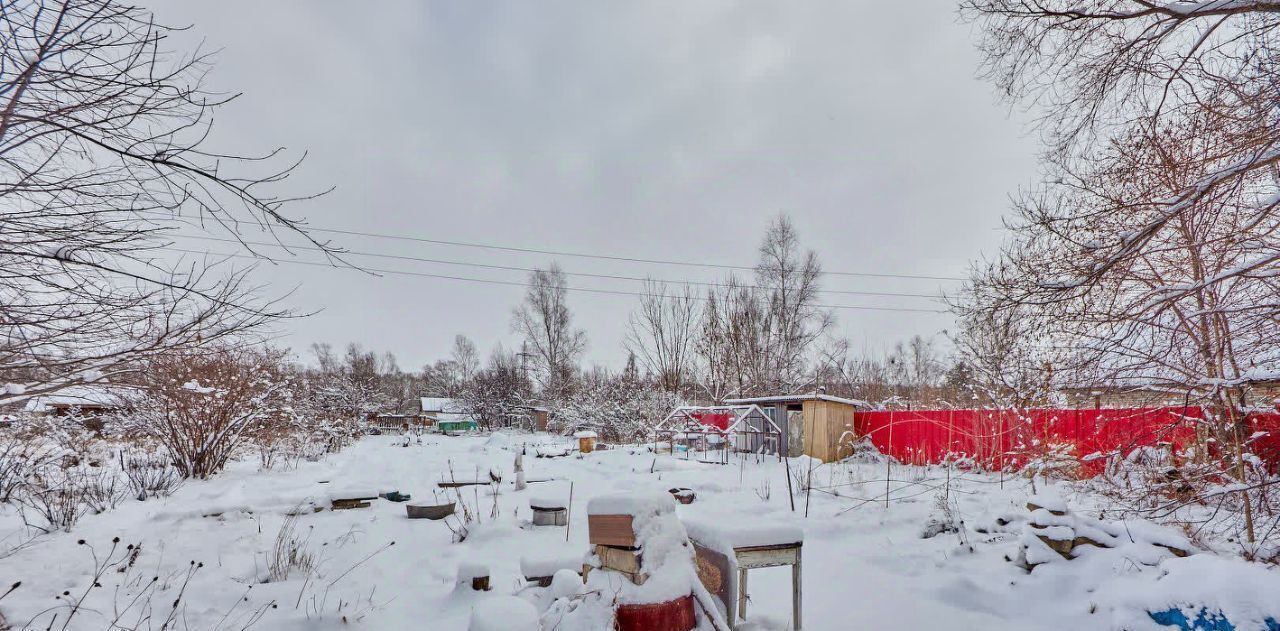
[615,594,697,631]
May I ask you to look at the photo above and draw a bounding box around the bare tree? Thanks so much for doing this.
[304,343,390,423]
[961,0,1280,299]
[0,1,335,408]
[451,335,480,384]
[512,264,587,399]
[461,344,531,429]
[693,216,832,398]
[958,17,1280,548]
[756,215,832,391]
[624,280,700,393]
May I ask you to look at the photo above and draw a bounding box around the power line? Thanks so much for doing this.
[166,247,951,314]
[169,234,947,301]
[149,210,967,282]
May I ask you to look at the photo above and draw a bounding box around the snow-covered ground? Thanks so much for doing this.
[1,433,1277,630]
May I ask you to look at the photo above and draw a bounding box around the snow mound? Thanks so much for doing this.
[548,569,584,600]
[469,595,539,631]
[521,554,581,578]
[1019,503,1194,569]
[457,561,490,582]
[1085,551,1280,629]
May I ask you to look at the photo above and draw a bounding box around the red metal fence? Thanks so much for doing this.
[851,407,1280,475]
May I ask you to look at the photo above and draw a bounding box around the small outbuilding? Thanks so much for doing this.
[723,393,870,462]
[574,430,598,453]
[652,405,783,461]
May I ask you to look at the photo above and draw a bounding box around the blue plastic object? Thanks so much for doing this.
[1149,607,1280,631]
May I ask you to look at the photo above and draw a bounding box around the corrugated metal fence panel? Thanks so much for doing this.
[852,407,1280,476]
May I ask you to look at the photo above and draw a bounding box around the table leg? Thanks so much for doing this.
[738,567,749,621]
[792,558,802,630]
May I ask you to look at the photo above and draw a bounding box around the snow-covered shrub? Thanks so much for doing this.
[17,474,89,534]
[0,434,55,503]
[77,468,126,514]
[126,347,298,479]
[548,377,682,443]
[121,453,181,500]
[1082,442,1280,559]
[920,491,964,540]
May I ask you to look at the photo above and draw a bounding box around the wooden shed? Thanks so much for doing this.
[723,393,870,462]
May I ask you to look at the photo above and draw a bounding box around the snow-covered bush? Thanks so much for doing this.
[0,434,55,503]
[17,474,89,534]
[125,348,298,479]
[549,377,681,443]
[77,468,126,514]
[121,453,181,500]
[1083,443,1280,560]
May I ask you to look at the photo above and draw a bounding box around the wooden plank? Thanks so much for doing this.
[331,499,371,510]
[735,542,804,553]
[735,546,801,569]
[587,514,636,547]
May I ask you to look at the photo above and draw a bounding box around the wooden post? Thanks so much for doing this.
[886,409,894,508]
[783,452,796,512]
[737,567,749,621]
[792,555,803,631]
[565,481,574,543]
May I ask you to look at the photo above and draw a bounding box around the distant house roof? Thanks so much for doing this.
[22,385,137,414]
[419,397,476,424]
[723,393,872,408]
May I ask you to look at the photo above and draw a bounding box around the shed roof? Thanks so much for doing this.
[723,393,871,408]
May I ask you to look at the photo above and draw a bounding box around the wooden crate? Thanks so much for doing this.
[588,514,636,547]
[595,545,642,573]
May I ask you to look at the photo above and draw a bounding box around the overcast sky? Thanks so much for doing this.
[152,1,1040,371]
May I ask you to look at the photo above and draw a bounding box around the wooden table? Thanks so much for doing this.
[689,536,803,630]
[734,542,803,630]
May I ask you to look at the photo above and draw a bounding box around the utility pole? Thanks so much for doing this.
[517,342,535,388]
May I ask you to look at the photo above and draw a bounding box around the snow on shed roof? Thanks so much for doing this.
[22,385,137,413]
[723,393,872,408]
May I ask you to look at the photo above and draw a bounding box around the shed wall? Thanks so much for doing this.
[800,400,857,462]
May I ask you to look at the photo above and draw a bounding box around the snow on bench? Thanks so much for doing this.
[682,515,804,554]
[530,496,567,510]
[586,492,676,517]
